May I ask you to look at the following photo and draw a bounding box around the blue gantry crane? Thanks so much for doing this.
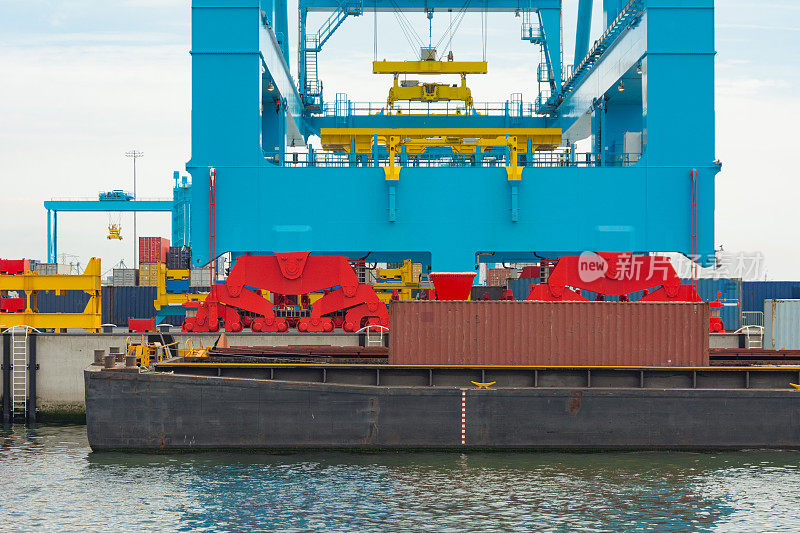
[185,0,718,271]
[43,172,192,262]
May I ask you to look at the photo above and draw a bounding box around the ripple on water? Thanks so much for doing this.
[2,425,800,532]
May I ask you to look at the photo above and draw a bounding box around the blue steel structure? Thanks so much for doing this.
[43,172,192,262]
[188,0,719,271]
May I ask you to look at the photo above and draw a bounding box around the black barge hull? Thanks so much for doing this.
[85,362,800,451]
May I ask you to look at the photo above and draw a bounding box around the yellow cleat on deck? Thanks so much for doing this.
[471,381,496,389]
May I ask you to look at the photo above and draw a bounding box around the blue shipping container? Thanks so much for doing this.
[34,290,91,313]
[681,278,741,331]
[105,286,157,326]
[764,299,800,350]
[509,278,536,300]
[24,289,115,324]
[742,281,800,314]
[165,278,190,294]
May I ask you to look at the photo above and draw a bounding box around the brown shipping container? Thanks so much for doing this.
[487,268,514,288]
[389,301,709,367]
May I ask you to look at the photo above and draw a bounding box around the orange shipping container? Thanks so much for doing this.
[389,301,709,367]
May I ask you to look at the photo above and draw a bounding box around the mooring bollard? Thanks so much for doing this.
[94,349,106,365]
[109,346,122,362]
[125,355,137,368]
[103,354,116,369]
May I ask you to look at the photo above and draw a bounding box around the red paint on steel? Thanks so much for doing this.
[430,272,476,301]
[128,317,157,333]
[690,169,698,287]
[389,301,709,366]
[0,298,26,313]
[0,259,26,275]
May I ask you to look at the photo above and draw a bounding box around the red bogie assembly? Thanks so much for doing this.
[184,253,389,333]
[527,253,702,303]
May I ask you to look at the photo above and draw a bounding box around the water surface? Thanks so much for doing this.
[2,424,800,532]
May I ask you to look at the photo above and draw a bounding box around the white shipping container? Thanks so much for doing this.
[35,263,71,275]
[764,299,800,350]
[112,268,139,287]
[190,268,212,287]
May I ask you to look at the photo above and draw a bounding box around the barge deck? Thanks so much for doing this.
[85,358,800,451]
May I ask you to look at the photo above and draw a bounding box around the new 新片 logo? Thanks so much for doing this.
[577,251,607,283]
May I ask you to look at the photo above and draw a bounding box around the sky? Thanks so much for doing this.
[0,1,799,279]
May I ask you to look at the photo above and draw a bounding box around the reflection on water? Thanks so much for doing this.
[2,424,800,532]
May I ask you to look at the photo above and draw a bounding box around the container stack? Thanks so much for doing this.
[138,237,170,287]
[167,245,192,270]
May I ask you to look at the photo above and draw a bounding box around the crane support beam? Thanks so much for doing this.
[320,128,562,154]
[43,200,172,212]
[574,0,594,67]
[538,7,563,96]
[302,0,560,11]
[373,61,487,75]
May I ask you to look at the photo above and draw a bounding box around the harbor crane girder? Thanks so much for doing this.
[188,0,719,272]
[298,0,564,115]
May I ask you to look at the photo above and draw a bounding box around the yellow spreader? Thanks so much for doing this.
[373,52,487,108]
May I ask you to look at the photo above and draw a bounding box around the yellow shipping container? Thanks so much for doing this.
[139,262,161,286]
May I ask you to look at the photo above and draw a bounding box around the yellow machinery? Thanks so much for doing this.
[373,49,487,108]
[153,263,207,315]
[125,335,196,367]
[107,224,123,240]
[0,258,101,332]
[373,259,424,304]
[320,127,562,181]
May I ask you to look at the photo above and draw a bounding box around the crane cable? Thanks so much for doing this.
[434,0,471,54]
[481,2,488,62]
[389,0,425,56]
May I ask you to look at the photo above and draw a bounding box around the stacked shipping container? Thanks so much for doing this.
[138,263,160,287]
[35,263,72,275]
[486,268,516,288]
[167,245,192,270]
[139,237,170,263]
[112,269,138,287]
[139,236,169,288]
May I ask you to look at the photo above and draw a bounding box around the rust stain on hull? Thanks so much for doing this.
[567,390,583,415]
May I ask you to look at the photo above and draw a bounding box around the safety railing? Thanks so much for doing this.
[316,100,539,118]
[276,149,643,169]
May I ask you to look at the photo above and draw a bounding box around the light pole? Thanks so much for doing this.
[125,150,143,265]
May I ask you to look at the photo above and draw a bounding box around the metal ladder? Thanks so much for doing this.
[10,327,28,419]
[358,325,388,347]
[304,40,320,96]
